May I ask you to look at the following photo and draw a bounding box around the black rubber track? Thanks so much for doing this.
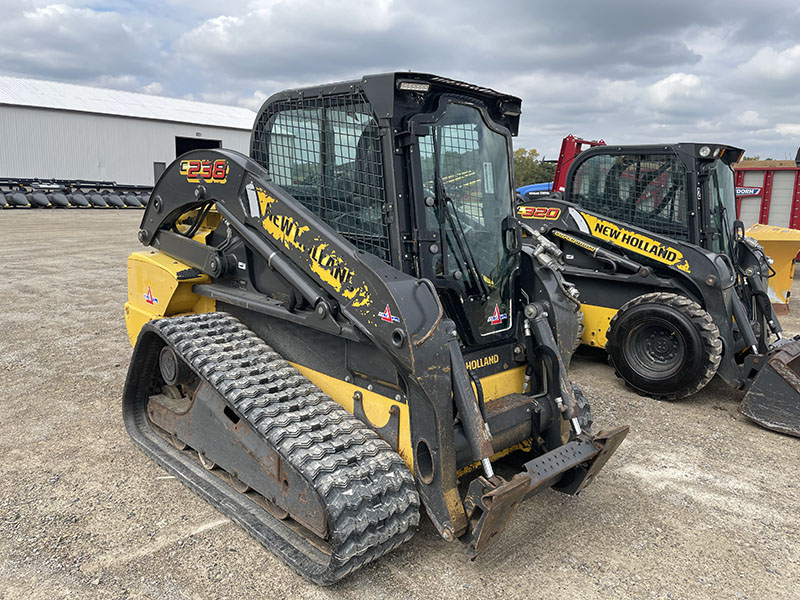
[606,292,722,401]
[123,312,419,585]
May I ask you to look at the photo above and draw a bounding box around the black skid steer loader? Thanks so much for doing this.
[516,142,800,436]
[122,73,628,584]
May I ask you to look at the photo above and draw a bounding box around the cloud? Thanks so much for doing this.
[775,123,800,137]
[142,82,165,95]
[736,110,767,127]
[739,45,800,81]
[238,90,270,111]
[1,0,800,159]
[0,2,165,85]
[648,73,705,108]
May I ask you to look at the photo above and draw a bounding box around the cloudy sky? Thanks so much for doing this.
[1,0,799,159]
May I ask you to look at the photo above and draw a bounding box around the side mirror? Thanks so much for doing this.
[502,216,521,254]
[733,220,746,242]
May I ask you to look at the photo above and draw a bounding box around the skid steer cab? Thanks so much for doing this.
[517,141,800,437]
[121,72,628,584]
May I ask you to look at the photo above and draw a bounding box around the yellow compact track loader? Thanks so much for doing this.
[123,73,628,584]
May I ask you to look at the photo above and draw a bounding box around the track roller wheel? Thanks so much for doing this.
[169,433,187,451]
[228,473,250,493]
[262,497,289,520]
[606,292,722,400]
[198,451,216,470]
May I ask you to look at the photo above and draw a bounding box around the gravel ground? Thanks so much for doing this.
[1,210,798,600]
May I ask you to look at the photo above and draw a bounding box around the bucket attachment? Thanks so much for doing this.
[741,340,800,437]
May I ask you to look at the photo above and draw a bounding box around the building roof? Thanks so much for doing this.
[0,75,255,130]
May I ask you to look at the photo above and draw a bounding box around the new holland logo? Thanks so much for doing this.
[143,285,158,305]
[487,304,507,325]
[580,212,692,273]
[378,304,400,323]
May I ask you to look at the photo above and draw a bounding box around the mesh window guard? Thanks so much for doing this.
[571,153,690,241]
[251,92,390,261]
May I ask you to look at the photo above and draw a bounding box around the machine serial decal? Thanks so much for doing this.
[179,159,229,184]
[255,187,372,307]
[487,304,508,325]
[378,305,400,323]
[143,285,159,305]
[516,206,561,220]
[580,212,692,273]
[465,353,499,371]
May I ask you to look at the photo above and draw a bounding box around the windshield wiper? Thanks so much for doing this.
[436,176,490,299]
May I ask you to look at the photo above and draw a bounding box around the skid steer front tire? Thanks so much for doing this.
[606,292,722,401]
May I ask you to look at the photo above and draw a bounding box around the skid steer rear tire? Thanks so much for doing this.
[606,292,722,400]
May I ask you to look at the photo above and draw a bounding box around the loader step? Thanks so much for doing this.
[460,426,629,557]
[123,312,419,585]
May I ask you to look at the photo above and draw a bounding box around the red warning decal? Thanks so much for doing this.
[487,304,507,325]
[143,285,159,305]
[378,304,400,323]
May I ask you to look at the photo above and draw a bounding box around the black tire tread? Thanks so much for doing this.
[606,292,722,401]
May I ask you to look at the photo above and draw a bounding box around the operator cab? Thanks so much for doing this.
[250,72,524,349]
[563,143,745,256]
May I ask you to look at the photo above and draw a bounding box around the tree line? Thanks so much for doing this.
[514,148,556,188]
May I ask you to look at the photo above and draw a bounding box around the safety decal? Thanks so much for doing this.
[517,205,561,220]
[580,212,692,273]
[179,159,229,184]
[378,304,400,323]
[143,285,159,305]
[487,304,507,325]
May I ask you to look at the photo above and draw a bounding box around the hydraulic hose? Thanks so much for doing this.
[552,230,642,274]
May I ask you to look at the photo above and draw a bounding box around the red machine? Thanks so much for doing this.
[552,134,606,192]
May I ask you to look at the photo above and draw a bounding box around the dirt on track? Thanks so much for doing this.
[1,210,798,600]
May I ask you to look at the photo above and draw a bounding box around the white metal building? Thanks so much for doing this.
[0,76,256,186]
